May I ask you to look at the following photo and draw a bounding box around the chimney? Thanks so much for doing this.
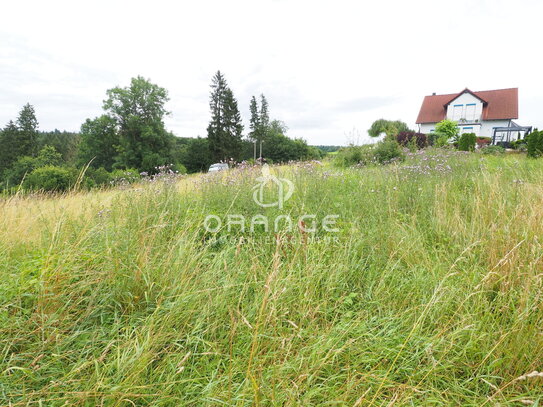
[432,92,436,96]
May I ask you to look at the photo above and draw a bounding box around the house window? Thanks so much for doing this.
[465,104,477,121]
[452,104,463,121]
[462,126,474,134]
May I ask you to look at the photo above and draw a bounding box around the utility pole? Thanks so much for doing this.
[253,140,257,161]
[259,140,264,163]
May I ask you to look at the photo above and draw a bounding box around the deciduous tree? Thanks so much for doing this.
[368,119,410,138]
[78,115,119,171]
[103,76,174,172]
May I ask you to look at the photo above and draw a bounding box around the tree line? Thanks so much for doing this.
[0,71,321,192]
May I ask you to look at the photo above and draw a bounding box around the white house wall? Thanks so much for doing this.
[480,120,512,139]
[458,124,481,137]
[445,93,484,123]
[419,123,435,134]
[420,122,482,137]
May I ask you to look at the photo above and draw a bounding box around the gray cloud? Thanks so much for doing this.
[333,96,400,113]
[1,0,542,145]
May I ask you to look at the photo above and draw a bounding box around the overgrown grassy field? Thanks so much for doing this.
[1,150,542,406]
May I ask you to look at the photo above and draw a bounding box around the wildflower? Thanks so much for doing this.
[97,208,111,218]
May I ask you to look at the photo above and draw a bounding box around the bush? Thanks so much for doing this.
[3,156,36,187]
[458,133,476,151]
[24,166,75,191]
[428,132,450,147]
[373,138,405,164]
[181,137,214,173]
[1,145,64,189]
[334,145,375,167]
[109,169,141,186]
[174,163,187,175]
[481,145,505,155]
[510,139,527,150]
[396,131,427,149]
[334,139,405,167]
[527,131,543,158]
[85,167,112,187]
[262,133,320,163]
[435,119,459,143]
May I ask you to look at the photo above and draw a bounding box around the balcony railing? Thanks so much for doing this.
[447,116,482,124]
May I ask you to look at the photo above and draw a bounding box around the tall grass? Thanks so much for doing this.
[1,150,542,406]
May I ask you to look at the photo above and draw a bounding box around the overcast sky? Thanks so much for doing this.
[1,0,542,145]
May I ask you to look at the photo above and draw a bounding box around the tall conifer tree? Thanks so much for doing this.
[259,94,269,140]
[249,96,259,142]
[16,104,39,157]
[207,71,243,161]
[0,121,20,176]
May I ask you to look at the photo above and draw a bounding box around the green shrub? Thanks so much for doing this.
[373,138,405,164]
[85,167,112,187]
[109,168,141,185]
[174,163,187,174]
[334,139,405,167]
[509,139,528,151]
[334,145,375,167]
[3,156,36,187]
[24,166,75,191]
[428,132,450,147]
[458,133,476,151]
[481,145,505,155]
[527,130,543,158]
[509,139,520,149]
[435,119,459,143]
[2,146,64,189]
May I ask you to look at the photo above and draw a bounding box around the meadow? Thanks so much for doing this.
[0,150,542,406]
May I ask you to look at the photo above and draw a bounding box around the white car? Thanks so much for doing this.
[208,163,229,173]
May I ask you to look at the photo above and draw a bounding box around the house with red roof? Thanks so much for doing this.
[416,88,531,145]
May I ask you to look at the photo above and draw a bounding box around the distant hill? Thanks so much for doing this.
[313,145,342,153]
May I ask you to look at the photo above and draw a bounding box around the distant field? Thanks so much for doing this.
[1,150,542,406]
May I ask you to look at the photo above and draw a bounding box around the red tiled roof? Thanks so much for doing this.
[416,88,518,124]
